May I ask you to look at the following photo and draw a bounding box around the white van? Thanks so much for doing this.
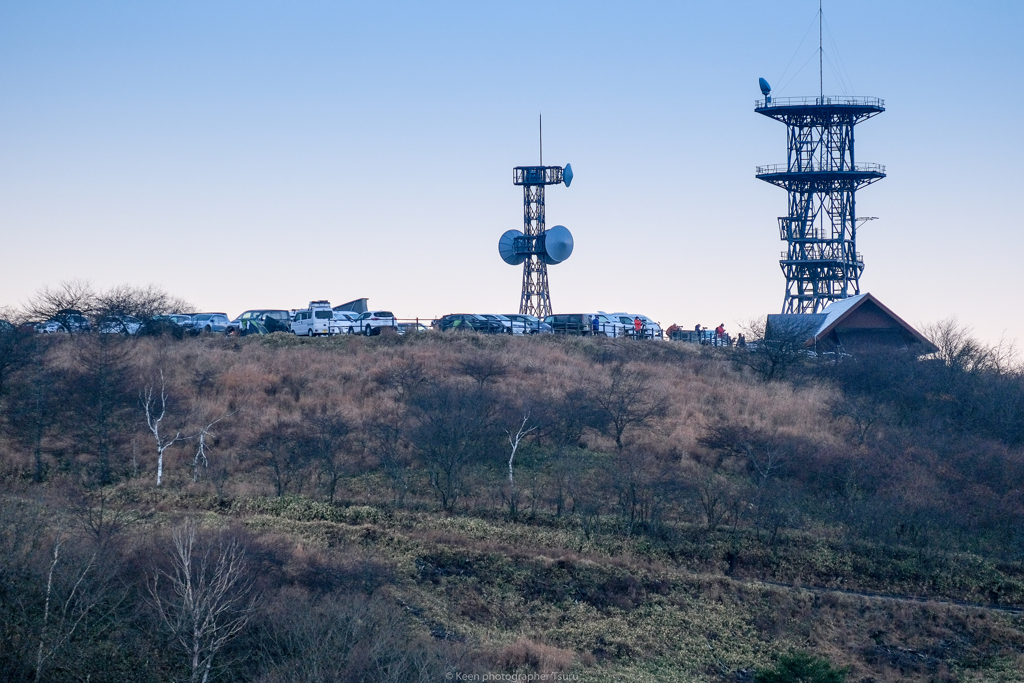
[291,301,342,336]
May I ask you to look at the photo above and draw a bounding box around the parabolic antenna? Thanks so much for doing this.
[759,77,771,96]
[563,163,573,187]
[541,225,574,265]
[498,229,526,265]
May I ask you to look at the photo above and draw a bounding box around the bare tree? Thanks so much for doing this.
[192,412,233,483]
[504,412,536,520]
[149,519,258,683]
[733,316,811,382]
[32,518,125,682]
[363,407,414,505]
[142,371,186,486]
[24,280,97,333]
[408,381,499,511]
[922,317,1019,375]
[248,419,308,497]
[94,283,193,330]
[72,335,137,485]
[301,405,353,503]
[0,321,37,398]
[591,364,669,450]
[458,350,508,386]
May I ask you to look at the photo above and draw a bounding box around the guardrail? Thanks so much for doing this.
[755,96,884,109]
[756,162,885,175]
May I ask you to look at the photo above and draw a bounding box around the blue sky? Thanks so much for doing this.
[2,1,1022,346]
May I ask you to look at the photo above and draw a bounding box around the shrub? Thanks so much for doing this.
[754,651,850,683]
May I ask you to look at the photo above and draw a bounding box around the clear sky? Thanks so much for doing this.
[2,1,1022,346]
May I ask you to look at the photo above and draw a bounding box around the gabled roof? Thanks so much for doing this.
[765,293,938,355]
[812,292,935,351]
[814,293,869,336]
[765,314,826,341]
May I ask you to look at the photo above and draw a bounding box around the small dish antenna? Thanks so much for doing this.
[759,77,772,103]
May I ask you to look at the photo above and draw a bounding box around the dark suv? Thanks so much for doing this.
[433,314,504,334]
[544,314,596,336]
[226,310,291,335]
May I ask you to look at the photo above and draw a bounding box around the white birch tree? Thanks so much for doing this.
[142,370,184,486]
[504,412,536,519]
[149,519,258,683]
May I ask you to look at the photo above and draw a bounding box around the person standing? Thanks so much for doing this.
[715,323,725,346]
[592,315,601,336]
[634,317,642,339]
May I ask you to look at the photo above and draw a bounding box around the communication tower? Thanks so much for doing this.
[498,117,574,318]
[755,10,885,314]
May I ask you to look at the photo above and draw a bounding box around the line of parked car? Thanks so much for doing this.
[12,302,664,340]
[433,312,663,339]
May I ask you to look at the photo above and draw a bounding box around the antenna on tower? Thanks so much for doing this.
[499,122,574,318]
[819,0,823,100]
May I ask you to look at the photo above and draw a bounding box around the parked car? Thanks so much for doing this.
[543,313,609,336]
[260,310,292,333]
[479,314,522,335]
[396,322,429,335]
[590,312,627,337]
[36,310,91,334]
[188,313,230,334]
[98,315,142,335]
[226,309,292,336]
[140,315,189,338]
[291,301,342,336]
[607,313,663,339]
[332,310,360,334]
[502,314,552,335]
[433,314,504,334]
[351,310,397,336]
[164,314,193,326]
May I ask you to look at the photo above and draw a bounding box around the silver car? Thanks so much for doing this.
[188,313,230,334]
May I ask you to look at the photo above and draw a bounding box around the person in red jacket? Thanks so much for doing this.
[715,323,725,346]
[633,317,642,338]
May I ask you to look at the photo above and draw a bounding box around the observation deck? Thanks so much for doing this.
[513,166,565,186]
[755,95,884,114]
[756,162,886,189]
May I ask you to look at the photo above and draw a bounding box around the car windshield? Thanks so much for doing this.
[376,311,394,318]
[314,311,333,319]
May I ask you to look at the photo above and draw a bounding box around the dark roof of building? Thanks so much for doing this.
[766,293,938,355]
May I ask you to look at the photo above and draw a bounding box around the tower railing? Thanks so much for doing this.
[756,162,885,176]
[755,96,884,109]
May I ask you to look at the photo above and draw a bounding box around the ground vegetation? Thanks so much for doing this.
[0,323,1023,681]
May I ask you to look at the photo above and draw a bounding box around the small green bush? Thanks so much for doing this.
[754,651,850,683]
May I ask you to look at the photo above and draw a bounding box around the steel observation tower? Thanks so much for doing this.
[755,11,885,314]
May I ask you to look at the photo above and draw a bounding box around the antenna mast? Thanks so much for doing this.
[500,121,574,318]
[819,0,823,100]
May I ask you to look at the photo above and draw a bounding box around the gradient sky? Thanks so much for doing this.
[2,1,1022,346]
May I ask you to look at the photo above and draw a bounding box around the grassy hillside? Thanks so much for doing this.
[1,329,1023,682]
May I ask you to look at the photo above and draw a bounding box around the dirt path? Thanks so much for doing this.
[748,578,1024,615]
